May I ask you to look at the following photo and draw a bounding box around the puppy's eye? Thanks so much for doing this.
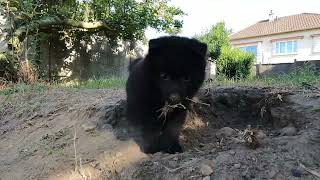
[160,73,170,80]
[183,76,191,82]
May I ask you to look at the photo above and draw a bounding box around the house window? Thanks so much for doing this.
[239,45,257,57]
[313,37,320,53]
[273,40,297,55]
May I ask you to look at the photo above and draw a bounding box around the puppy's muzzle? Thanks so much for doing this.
[168,93,181,104]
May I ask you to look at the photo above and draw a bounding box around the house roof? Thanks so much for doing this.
[230,13,320,40]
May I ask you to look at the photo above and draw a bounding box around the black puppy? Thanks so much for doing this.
[126,36,207,154]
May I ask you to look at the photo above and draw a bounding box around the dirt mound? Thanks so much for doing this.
[0,87,320,179]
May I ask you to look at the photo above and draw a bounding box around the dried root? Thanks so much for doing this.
[234,125,260,149]
[157,102,186,119]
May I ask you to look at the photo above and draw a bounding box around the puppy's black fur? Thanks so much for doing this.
[126,36,207,154]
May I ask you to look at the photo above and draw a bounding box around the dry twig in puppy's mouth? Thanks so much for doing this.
[157,102,186,119]
[185,97,210,107]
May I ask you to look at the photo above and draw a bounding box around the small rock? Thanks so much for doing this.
[211,159,217,168]
[280,127,297,136]
[202,176,210,180]
[242,168,250,179]
[210,148,216,154]
[234,163,241,169]
[216,127,236,138]
[229,150,236,155]
[168,160,178,168]
[200,164,213,176]
[256,130,267,139]
[216,153,231,164]
[82,123,96,132]
[291,168,302,177]
[268,169,278,178]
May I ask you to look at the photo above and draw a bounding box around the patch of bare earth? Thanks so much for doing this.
[0,87,320,180]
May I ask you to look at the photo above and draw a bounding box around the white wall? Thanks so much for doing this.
[231,29,320,64]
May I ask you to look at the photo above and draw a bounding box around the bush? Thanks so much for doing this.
[196,22,231,60]
[216,46,254,79]
[0,53,18,83]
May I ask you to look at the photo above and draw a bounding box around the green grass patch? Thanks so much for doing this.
[0,83,50,96]
[210,66,320,88]
[63,77,126,89]
[0,77,127,96]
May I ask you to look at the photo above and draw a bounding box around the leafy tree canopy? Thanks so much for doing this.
[1,0,185,44]
[195,22,231,60]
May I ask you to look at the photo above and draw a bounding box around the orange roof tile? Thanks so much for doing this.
[230,13,320,40]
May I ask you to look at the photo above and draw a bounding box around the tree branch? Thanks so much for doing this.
[13,16,114,40]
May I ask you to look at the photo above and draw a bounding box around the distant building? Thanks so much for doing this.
[230,12,320,64]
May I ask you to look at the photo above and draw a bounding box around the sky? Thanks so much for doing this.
[145,0,320,39]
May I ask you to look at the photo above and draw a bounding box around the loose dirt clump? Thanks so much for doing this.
[0,86,320,180]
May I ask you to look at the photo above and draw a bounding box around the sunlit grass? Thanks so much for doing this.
[63,77,126,89]
[207,66,320,89]
[0,77,127,96]
[0,82,50,96]
[1,66,319,96]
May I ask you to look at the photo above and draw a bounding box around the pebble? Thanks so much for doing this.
[81,122,96,132]
[234,163,241,169]
[280,127,297,136]
[291,168,302,177]
[200,164,214,176]
[241,168,251,179]
[216,127,236,138]
[256,130,267,139]
[211,159,217,168]
[202,176,210,180]
[229,150,236,155]
[268,169,278,178]
[168,160,178,168]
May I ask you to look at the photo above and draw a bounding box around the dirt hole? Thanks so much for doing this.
[99,87,305,151]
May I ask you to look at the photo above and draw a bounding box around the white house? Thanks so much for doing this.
[230,13,320,64]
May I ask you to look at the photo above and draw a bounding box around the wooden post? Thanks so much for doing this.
[256,63,261,77]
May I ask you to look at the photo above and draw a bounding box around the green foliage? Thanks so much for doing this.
[216,46,254,79]
[196,22,231,60]
[196,22,254,79]
[0,53,18,82]
[1,0,185,83]
[2,0,184,41]
[68,77,126,89]
[0,82,49,96]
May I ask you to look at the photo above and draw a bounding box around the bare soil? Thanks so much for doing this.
[0,86,319,180]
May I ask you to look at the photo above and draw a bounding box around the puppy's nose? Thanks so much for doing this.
[169,94,181,103]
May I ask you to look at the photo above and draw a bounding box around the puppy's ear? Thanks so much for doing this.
[191,41,207,57]
[149,38,164,51]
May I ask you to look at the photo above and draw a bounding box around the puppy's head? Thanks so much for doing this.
[145,36,207,105]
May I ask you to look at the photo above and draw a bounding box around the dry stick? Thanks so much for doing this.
[79,157,88,180]
[188,175,202,179]
[157,102,186,119]
[186,97,210,107]
[299,162,320,179]
[194,147,204,153]
[73,130,78,172]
